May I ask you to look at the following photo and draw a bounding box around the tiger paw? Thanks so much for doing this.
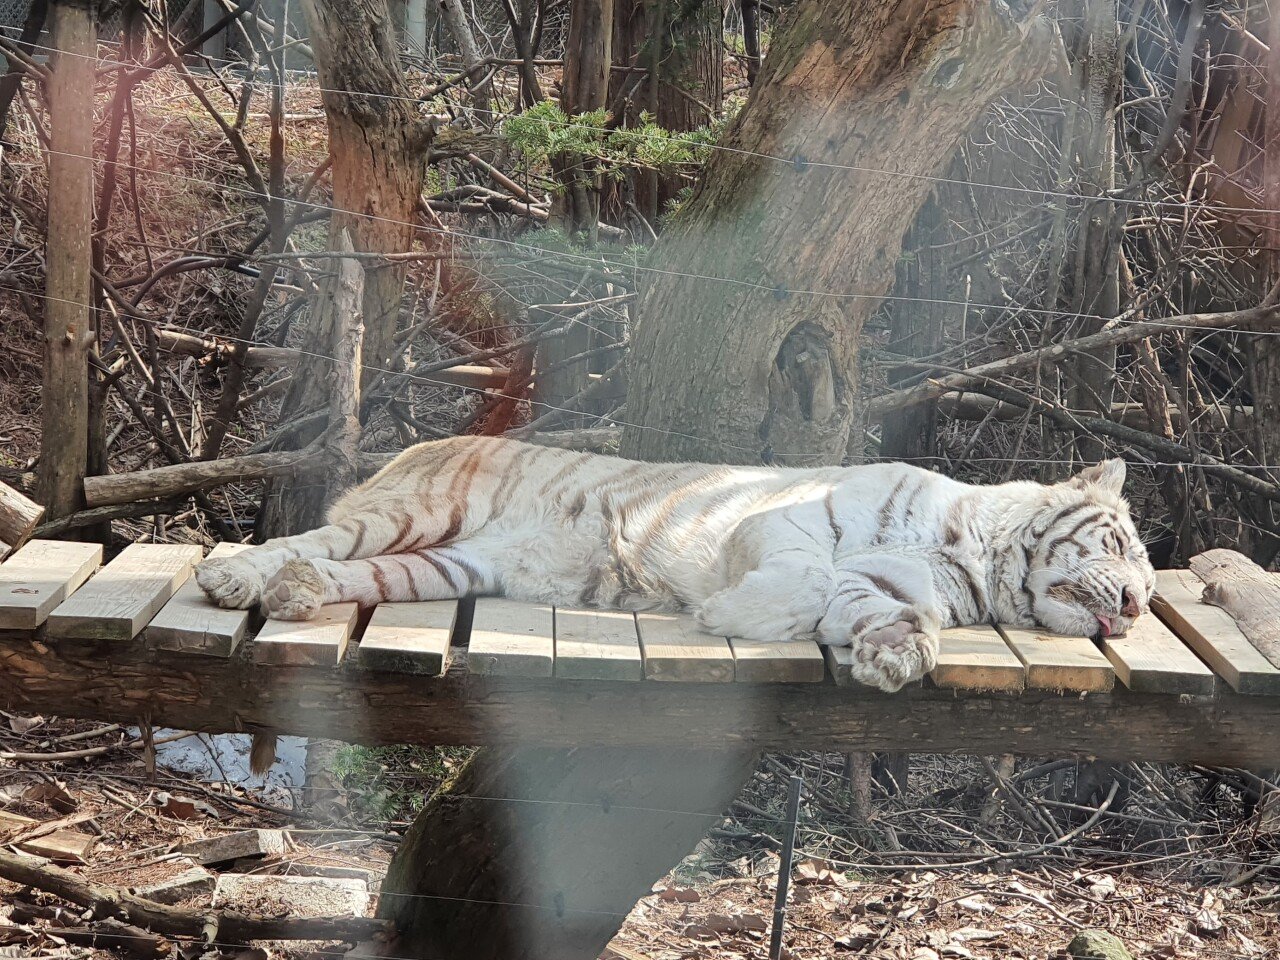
[260,559,326,621]
[195,556,263,610]
[847,618,938,692]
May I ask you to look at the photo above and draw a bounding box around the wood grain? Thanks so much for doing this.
[1102,612,1215,696]
[252,604,359,666]
[635,613,734,683]
[1189,549,1280,671]
[729,638,826,683]
[553,607,643,681]
[46,543,204,641]
[931,625,1025,692]
[0,540,101,630]
[1153,568,1280,696]
[468,598,554,677]
[359,601,459,675]
[997,625,1114,693]
[0,480,44,561]
[146,542,253,656]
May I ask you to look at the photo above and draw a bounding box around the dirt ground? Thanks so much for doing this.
[0,717,1276,960]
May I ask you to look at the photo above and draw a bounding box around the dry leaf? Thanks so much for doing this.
[955,895,993,914]
[949,927,1002,943]
[703,912,767,934]
[20,782,76,814]
[834,923,877,950]
[795,857,841,885]
[153,792,217,820]
[657,887,700,903]
[5,714,43,736]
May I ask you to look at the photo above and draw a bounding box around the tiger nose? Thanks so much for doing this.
[1121,587,1141,618]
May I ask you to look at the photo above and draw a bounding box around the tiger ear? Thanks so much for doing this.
[1069,458,1126,495]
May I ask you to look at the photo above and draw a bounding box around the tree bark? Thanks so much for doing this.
[0,0,48,139]
[438,0,493,112]
[621,0,1051,465]
[257,0,431,537]
[1256,5,1280,498]
[39,0,96,522]
[0,481,44,560]
[378,748,757,959]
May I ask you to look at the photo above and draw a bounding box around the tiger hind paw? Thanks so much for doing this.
[195,556,263,610]
[260,559,326,621]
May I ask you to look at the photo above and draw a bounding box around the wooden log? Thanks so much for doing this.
[1152,568,1280,695]
[1189,549,1280,671]
[2,626,1280,766]
[180,829,288,865]
[931,625,1025,692]
[45,543,205,641]
[0,479,44,561]
[0,539,101,629]
[358,601,459,675]
[635,613,734,682]
[553,607,643,681]
[145,542,253,656]
[83,446,322,509]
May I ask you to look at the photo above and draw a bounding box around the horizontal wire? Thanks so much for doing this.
[3,26,1278,219]
[6,280,1280,470]
[10,139,1276,338]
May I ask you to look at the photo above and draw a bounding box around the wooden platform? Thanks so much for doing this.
[0,539,1278,765]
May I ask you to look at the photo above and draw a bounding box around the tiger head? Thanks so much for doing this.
[1023,459,1155,641]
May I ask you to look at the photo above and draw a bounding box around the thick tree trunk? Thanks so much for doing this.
[1257,6,1280,504]
[611,0,724,220]
[40,0,96,522]
[621,0,1050,465]
[379,747,757,959]
[1063,0,1121,466]
[257,0,430,537]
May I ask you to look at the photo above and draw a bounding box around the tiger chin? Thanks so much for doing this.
[196,437,1155,694]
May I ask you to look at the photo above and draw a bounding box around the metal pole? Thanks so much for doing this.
[769,775,803,960]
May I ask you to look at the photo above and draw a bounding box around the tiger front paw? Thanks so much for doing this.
[847,619,938,692]
[260,559,326,621]
[195,557,264,610]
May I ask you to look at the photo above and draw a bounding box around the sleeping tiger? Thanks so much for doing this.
[195,436,1155,692]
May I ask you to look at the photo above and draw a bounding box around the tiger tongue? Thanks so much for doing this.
[1095,614,1114,637]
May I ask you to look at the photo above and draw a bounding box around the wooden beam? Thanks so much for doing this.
[0,628,1273,766]
[1190,549,1280,671]
[0,480,44,561]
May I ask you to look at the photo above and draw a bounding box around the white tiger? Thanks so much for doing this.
[196,436,1155,692]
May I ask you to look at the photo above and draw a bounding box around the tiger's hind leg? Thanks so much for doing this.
[818,553,942,693]
[259,545,495,620]
[197,503,464,611]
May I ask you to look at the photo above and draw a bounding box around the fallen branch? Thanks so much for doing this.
[83,446,322,509]
[0,479,43,560]
[867,303,1280,417]
[32,498,187,538]
[0,847,387,943]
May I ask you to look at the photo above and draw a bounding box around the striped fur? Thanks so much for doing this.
[195,438,1154,691]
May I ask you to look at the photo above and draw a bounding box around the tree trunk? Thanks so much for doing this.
[1062,0,1121,466]
[438,0,493,113]
[610,0,724,220]
[0,0,48,139]
[40,0,96,522]
[378,747,757,960]
[257,0,430,537]
[1257,5,1280,504]
[621,0,1051,465]
[538,0,615,419]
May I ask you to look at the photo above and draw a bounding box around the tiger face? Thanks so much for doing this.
[1025,459,1155,641]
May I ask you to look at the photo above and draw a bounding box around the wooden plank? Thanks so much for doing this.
[252,603,359,666]
[358,601,458,675]
[930,625,1025,692]
[0,479,44,561]
[1189,549,1280,670]
[1152,569,1280,696]
[467,598,554,677]
[823,644,857,686]
[635,613,733,683]
[145,542,253,656]
[553,607,643,681]
[730,638,826,683]
[0,810,95,863]
[0,539,102,630]
[997,625,1114,693]
[46,543,204,641]
[1101,612,1216,696]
